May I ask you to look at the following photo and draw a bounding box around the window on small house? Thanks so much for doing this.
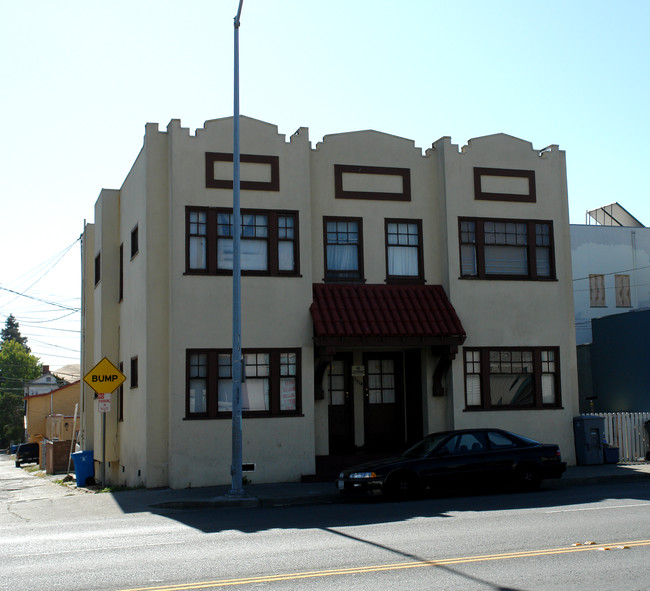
[94,253,101,286]
[589,274,606,307]
[615,274,631,307]
[131,225,139,259]
[463,347,560,410]
[186,207,298,275]
[459,218,554,280]
[324,217,363,281]
[130,356,138,388]
[186,349,300,418]
[385,219,423,282]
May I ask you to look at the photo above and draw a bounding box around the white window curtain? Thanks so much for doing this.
[189,237,207,269]
[327,244,358,271]
[218,238,267,270]
[388,246,418,276]
[278,240,294,271]
[189,379,206,413]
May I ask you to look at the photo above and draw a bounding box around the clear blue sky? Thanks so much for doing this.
[1,0,649,370]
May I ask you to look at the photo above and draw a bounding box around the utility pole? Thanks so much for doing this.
[228,0,245,498]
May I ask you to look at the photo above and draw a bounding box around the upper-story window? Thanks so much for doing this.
[589,274,606,307]
[94,253,101,286]
[459,218,554,280]
[131,225,139,259]
[385,219,423,283]
[186,207,298,276]
[324,217,363,282]
[615,274,631,307]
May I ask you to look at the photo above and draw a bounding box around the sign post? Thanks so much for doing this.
[83,358,126,485]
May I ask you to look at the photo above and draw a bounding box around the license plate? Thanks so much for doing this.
[337,480,344,490]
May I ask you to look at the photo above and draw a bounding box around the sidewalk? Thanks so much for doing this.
[137,461,650,510]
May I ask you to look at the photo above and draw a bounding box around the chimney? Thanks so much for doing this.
[42,365,50,375]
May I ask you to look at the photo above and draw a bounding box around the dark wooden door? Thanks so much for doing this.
[363,353,404,452]
[326,354,355,454]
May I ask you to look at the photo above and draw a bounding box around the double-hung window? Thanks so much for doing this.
[186,207,298,276]
[385,219,423,282]
[459,218,555,280]
[324,217,363,281]
[463,347,560,410]
[186,349,301,418]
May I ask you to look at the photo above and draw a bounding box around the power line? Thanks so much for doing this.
[0,286,80,312]
[573,264,650,282]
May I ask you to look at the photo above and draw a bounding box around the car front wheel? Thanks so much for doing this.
[384,472,419,500]
[516,465,541,491]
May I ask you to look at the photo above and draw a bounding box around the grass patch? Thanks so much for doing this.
[98,484,145,493]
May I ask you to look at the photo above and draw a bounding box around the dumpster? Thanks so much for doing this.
[573,415,605,465]
[71,450,94,487]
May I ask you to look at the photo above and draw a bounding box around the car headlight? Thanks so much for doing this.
[348,471,377,479]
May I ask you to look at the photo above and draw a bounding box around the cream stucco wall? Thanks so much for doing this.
[432,134,579,463]
[82,117,581,488]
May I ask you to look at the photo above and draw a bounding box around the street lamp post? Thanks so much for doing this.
[228,0,245,498]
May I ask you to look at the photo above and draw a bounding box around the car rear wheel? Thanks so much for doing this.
[384,472,418,500]
[517,465,541,491]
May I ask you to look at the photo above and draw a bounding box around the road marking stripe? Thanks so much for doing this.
[118,539,650,591]
[546,502,650,513]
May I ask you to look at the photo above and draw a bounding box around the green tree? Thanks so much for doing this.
[1,314,30,352]
[0,340,41,448]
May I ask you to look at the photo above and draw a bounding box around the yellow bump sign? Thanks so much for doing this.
[83,357,126,394]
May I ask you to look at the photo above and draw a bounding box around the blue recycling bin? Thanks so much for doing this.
[71,451,94,487]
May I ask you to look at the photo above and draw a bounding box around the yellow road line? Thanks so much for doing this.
[119,539,650,591]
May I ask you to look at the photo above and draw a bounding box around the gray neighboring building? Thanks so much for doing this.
[571,203,650,413]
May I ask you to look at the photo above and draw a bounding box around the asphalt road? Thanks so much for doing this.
[1,455,649,591]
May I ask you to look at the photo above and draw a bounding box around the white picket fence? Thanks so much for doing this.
[588,412,650,462]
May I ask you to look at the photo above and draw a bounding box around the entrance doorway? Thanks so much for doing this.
[325,354,355,454]
[363,352,405,451]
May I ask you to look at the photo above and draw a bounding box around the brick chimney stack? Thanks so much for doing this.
[42,365,50,375]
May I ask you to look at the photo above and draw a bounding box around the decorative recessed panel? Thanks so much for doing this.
[473,167,536,203]
[335,164,411,201]
[206,152,279,191]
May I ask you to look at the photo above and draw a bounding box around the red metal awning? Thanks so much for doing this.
[310,283,466,347]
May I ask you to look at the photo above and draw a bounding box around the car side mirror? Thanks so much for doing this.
[434,448,450,457]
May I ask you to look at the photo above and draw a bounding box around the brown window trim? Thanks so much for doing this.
[334,164,411,202]
[458,217,556,281]
[185,348,302,419]
[205,152,280,191]
[384,218,424,284]
[473,167,536,203]
[463,347,561,411]
[323,216,365,283]
[185,206,300,277]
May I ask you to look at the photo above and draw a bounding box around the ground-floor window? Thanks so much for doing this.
[186,348,301,419]
[463,347,560,410]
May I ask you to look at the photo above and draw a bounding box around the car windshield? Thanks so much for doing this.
[402,432,451,458]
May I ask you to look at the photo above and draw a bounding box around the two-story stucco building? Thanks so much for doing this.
[80,116,579,489]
